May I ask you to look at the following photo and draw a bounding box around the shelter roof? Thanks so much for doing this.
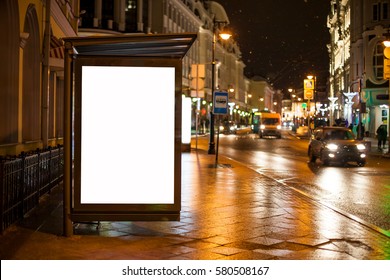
[63,33,197,58]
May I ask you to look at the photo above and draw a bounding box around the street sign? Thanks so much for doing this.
[304,79,314,89]
[190,64,205,97]
[190,77,205,97]
[303,78,315,100]
[213,91,228,115]
[304,89,314,99]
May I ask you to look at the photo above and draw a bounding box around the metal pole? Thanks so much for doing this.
[208,23,216,154]
[195,98,200,150]
[358,79,363,139]
[215,115,220,165]
[307,97,311,128]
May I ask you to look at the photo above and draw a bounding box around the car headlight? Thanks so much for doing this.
[277,125,282,129]
[357,144,366,150]
[326,143,338,151]
[260,125,265,129]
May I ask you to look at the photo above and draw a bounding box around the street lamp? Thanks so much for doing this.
[208,18,231,154]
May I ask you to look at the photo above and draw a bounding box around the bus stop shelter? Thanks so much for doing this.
[63,33,197,236]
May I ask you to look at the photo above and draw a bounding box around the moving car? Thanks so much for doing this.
[308,126,366,166]
[219,121,237,134]
[296,125,309,137]
[257,112,282,138]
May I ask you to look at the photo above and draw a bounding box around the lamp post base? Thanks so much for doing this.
[208,142,216,154]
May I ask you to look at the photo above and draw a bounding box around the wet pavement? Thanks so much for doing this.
[0,138,389,260]
[365,137,390,156]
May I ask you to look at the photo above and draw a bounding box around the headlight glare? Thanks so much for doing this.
[357,144,366,150]
[326,143,338,151]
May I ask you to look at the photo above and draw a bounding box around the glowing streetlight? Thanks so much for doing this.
[220,32,232,40]
[384,38,390,47]
[208,19,232,154]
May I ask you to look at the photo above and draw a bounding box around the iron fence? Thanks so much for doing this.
[0,146,63,234]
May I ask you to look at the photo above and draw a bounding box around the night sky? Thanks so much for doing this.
[216,0,330,92]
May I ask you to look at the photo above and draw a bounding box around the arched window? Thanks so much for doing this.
[22,5,41,142]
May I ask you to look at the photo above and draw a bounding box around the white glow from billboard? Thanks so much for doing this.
[81,66,175,204]
[182,96,191,145]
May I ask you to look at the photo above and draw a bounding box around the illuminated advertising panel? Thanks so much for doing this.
[81,66,175,204]
[181,96,192,145]
[71,57,182,219]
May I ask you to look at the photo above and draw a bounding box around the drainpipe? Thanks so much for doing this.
[41,0,51,148]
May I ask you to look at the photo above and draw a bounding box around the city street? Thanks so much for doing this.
[1,130,390,261]
[3,0,390,272]
[193,130,390,233]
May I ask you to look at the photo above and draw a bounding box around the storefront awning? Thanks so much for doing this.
[50,35,64,59]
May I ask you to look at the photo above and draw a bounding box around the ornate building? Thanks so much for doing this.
[329,0,390,135]
[78,0,249,125]
[0,0,78,155]
[328,0,351,126]
[1,1,273,156]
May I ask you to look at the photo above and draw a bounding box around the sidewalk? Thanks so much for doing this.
[0,146,389,260]
[364,137,390,157]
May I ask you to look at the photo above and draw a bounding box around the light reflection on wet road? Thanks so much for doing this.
[194,132,390,232]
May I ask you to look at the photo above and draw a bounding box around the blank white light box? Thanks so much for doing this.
[80,66,175,204]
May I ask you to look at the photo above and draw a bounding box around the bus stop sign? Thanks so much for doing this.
[213,91,228,115]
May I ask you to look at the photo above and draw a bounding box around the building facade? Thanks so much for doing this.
[328,0,352,126]
[246,76,276,113]
[0,0,241,156]
[78,0,251,127]
[329,0,390,135]
[0,0,78,156]
[1,0,276,157]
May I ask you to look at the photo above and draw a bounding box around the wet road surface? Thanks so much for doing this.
[196,132,390,233]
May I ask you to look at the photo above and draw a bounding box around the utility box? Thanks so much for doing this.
[62,34,196,235]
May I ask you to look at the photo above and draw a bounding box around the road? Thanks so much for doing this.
[192,130,390,234]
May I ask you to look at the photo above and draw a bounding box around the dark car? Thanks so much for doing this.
[308,126,366,166]
[219,121,237,134]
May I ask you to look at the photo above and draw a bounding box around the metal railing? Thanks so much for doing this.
[0,146,63,234]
